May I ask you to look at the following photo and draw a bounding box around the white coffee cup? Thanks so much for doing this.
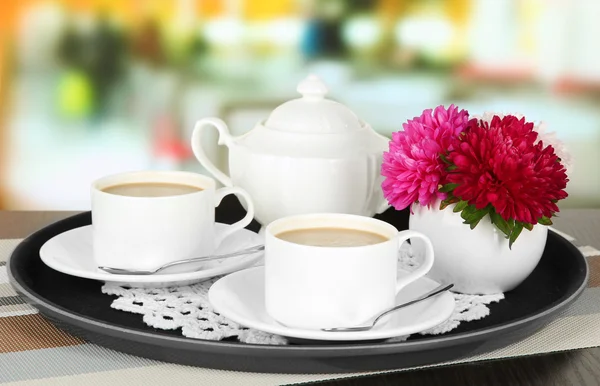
[91,171,255,271]
[264,213,435,330]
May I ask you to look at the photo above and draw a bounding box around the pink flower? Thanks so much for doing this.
[382,104,469,210]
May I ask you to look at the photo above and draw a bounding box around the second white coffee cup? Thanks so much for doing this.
[264,213,435,330]
[91,171,255,271]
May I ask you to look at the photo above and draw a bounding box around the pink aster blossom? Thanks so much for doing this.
[381,104,469,210]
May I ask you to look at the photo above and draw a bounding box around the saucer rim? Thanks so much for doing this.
[208,266,455,341]
[39,224,263,283]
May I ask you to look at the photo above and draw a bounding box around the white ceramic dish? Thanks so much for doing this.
[39,224,263,288]
[208,266,455,341]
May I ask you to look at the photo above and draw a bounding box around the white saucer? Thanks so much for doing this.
[209,266,455,341]
[39,224,264,288]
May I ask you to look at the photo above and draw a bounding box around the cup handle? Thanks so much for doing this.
[191,117,234,187]
[395,230,435,294]
[213,186,255,246]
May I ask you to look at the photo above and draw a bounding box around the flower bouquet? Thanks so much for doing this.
[382,105,569,249]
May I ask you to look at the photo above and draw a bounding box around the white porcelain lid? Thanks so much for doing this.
[264,74,363,134]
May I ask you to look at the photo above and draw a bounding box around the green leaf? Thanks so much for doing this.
[490,210,511,237]
[447,165,458,171]
[523,222,534,231]
[469,217,482,229]
[453,200,469,213]
[469,215,485,230]
[509,222,524,249]
[439,153,452,165]
[459,205,489,230]
[438,183,459,193]
[460,204,476,221]
[468,208,489,230]
[538,216,553,226]
[440,195,460,210]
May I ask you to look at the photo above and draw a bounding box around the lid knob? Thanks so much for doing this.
[297,74,328,100]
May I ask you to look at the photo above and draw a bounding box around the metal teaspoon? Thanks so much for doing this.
[322,283,454,332]
[98,244,264,275]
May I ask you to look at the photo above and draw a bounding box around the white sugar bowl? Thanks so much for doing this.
[191,74,390,226]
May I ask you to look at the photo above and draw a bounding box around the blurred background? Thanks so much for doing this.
[0,0,599,210]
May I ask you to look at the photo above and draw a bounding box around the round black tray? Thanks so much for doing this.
[7,196,588,374]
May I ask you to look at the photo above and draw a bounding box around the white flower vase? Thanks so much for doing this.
[408,203,548,294]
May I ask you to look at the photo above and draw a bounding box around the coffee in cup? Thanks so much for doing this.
[275,227,388,247]
[101,182,203,197]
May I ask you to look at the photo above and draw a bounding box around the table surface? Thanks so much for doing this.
[1,210,599,386]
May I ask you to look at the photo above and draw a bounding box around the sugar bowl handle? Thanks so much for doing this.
[192,118,234,187]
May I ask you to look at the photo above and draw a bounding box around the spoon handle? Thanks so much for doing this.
[156,244,265,272]
[371,283,454,327]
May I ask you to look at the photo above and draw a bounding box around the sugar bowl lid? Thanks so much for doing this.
[264,74,363,134]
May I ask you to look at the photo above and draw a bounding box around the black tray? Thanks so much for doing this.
[8,196,589,374]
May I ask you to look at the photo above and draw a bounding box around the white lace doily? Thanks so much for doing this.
[101,245,504,345]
